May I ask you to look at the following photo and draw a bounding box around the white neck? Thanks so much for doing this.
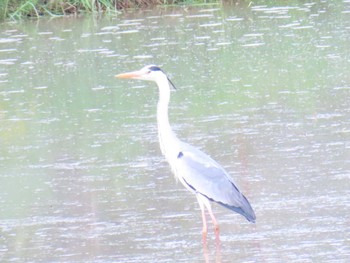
[156,75,179,159]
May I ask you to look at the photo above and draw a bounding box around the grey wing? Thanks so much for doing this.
[175,144,256,222]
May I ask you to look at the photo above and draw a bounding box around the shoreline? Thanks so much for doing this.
[0,0,222,21]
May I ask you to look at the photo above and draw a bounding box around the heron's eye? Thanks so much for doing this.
[147,70,151,74]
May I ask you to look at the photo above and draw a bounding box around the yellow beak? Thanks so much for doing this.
[115,70,143,79]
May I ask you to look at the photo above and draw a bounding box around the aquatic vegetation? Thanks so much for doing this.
[0,0,219,21]
[2,0,115,20]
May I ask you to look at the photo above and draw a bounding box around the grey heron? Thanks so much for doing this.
[116,65,256,238]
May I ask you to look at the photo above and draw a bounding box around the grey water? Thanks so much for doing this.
[0,1,349,262]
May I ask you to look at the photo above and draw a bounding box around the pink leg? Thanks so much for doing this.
[197,195,208,242]
[201,208,208,242]
[201,207,208,234]
[207,205,220,234]
[197,194,220,241]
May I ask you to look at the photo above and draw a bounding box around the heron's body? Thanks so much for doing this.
[116,65,256,237]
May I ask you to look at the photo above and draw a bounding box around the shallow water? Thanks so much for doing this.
[0,1,349,262]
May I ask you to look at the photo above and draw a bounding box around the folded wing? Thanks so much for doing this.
[174,143,256,223]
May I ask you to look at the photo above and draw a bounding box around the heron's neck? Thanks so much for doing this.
[156,77,178,157]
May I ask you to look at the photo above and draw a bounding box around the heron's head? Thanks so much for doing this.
[115,65,165,82]
[116,65,177,89]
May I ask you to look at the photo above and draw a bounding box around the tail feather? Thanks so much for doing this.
[218,194,256,223]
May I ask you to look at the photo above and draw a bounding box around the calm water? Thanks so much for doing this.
[1,1,349,262]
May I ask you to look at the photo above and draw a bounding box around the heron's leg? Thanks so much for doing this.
[196,195,208,239]
[203,199,221,242]
[201,208,208,242]
[198,194,220,239]
[198,194,219,232]
[207,204,219,233]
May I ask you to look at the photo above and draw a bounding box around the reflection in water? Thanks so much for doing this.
[202,232,222,263]
[0,0,350,262]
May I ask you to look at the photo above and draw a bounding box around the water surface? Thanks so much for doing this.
[0,1,349,262]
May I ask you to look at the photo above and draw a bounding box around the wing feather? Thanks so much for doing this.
[174,143,256,222]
